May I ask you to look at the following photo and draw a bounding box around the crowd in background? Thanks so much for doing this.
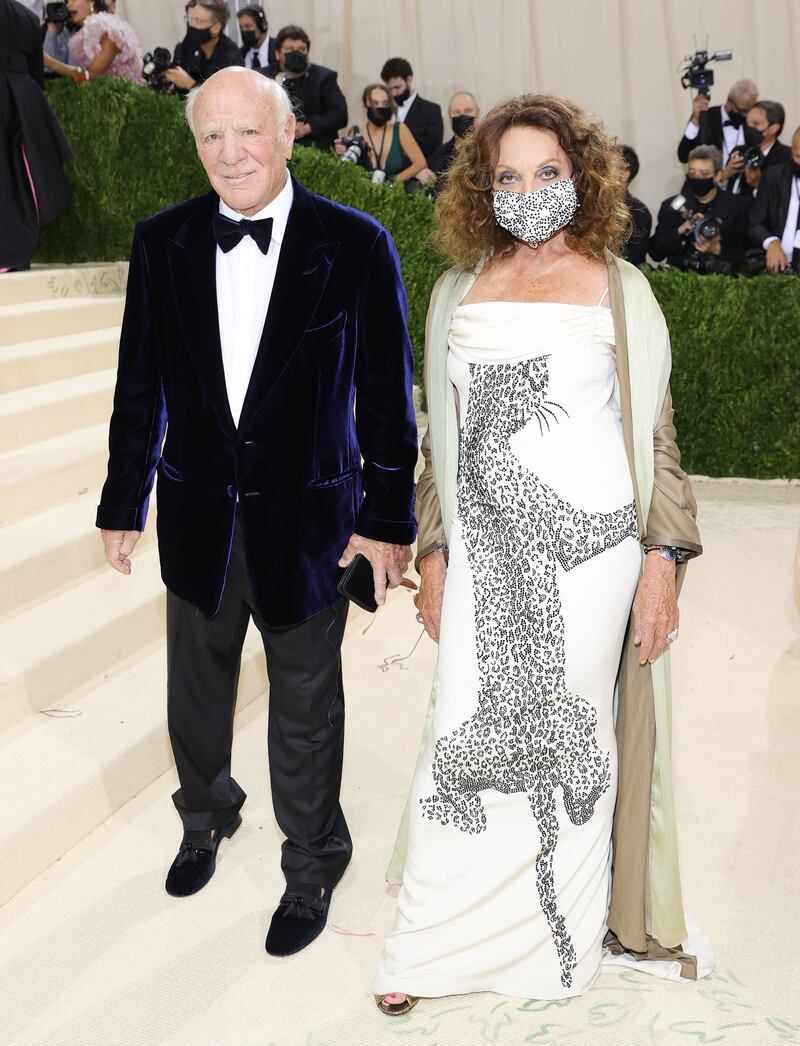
[9,0,800,277]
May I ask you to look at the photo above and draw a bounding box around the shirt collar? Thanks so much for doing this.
[398,90,418,114]
[218,170,294,245]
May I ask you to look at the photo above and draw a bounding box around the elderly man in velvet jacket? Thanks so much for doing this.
[96,67,418,957]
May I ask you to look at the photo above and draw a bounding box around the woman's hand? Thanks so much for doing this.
[632,552,678,665]
[415,551,447,642]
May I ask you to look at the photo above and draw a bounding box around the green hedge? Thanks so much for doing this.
[38,78,800,478]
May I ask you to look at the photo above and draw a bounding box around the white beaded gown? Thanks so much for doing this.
[375,292,643,1000]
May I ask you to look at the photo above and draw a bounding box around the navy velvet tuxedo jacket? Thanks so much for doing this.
[96,179,418,627]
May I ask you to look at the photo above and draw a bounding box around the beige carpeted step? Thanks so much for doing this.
[0,296,124,347]
[0,491,156,620]
[0,544,164,734]
[0,263,128,307]
[0,627,268,908]
[0,423,112,524]
[0,369,117,452]
[0,327,120,393]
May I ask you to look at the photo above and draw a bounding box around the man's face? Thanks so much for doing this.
[238,14,264,40]
[277,37,308,70]
[186,4,222,39]
[449,93,479,120]
[194,73,295,216]
[687,158,718,190]
[385,76,412,100]
[726,91,757,119]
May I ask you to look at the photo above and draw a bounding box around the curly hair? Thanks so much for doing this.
[434,94,631,269]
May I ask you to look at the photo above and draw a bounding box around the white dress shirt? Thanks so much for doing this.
[762,175,800,257]
[395,90,418,124]
[216,172,294,428]
[244,35,273,70]
[683,105,745,170]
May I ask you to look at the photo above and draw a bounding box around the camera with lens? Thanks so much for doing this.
[45,1,69,23]
[679,47,732,98]
[730,145,763,170]
[339,133,367,165]
[670,195,723,247]
[142,48,174,92]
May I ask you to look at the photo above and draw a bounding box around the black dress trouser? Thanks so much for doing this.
[165,510,352,890]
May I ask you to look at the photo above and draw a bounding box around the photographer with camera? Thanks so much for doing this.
[42,2,78,68]
[380,57,443,166]
[678,79,758,193]
[740,102,791,196]
[42,0,143,82]
[748,127,800,274]
[166,0,243,94]
[650,145,749,274]
[238,5,276,75]
[272,24,346,151]
[334,83,426,184]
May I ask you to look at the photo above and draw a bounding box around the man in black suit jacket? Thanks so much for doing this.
[677,79,758,192]
[381,56,443,165]
[96,69,417,956]
[740,101,792,197]
[618,145,652,267]
[167,0,244,94]
[269,24,347,151]
[237,5,278,77]
[418,91,480,193]
[749,128,800,273]
[650,145,750,272]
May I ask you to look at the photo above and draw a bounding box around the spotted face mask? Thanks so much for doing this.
[492,177,580,247]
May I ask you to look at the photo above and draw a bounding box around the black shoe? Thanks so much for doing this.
[265,884,332,956]
[165,813,242,897]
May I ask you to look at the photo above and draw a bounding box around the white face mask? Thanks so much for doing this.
[492,177,580,247]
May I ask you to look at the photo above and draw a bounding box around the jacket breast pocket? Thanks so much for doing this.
[303,310,347,348]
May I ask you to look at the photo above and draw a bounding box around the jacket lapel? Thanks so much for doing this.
[166,192,236,435]
[237,179,338,433]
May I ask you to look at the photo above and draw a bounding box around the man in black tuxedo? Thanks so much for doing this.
[238,5,277,77]
[677,79,758,193]
[740,101,792,198]
[380,56,443,165]
[417,91,480,192]
[749,127,800,273]
[96,68,417,957]
[269,24,347,151]
[650,145,750,273]
[166,0,244,94]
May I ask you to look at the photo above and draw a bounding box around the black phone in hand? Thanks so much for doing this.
[337,553,384,613]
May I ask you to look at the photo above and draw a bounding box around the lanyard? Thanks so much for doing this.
[366,124,388,173]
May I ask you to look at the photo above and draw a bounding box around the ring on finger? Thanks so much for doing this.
[415,612,424,624]
[666,628,679,643]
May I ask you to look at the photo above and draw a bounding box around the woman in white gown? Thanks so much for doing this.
[374,95,705,1014]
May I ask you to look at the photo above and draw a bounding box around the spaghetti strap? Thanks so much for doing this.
[597,286,610,307]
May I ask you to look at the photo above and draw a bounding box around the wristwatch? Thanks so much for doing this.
[643,545,678,562]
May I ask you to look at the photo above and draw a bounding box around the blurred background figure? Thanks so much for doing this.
[237,4,276,76]
[166,0,243,94]
[417,90,479,191]
[273,23,346,151]
[43,0,144,83]
[335,82,426,183]
[740,101,791,197]
[748,126,800,273]
[1,0,71,272]
[380,56,442,165]
[618,144,652,267]
[678,78,759,193]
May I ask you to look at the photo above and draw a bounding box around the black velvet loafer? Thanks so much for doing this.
[165,813,242,897]
[265,884,332,956]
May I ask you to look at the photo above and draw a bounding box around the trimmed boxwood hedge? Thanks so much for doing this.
[37,78,800,478]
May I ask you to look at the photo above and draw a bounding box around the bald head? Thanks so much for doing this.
[448,91,479,119]
[188,68,297,216]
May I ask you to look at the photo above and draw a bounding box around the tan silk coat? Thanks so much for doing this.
[386,251,703,978]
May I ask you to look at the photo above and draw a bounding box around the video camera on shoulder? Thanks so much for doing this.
[142,48,174,93]
[679,45,732,98]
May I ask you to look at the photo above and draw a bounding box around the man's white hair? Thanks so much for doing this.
[185,67,294,141]
[728,79,758,103]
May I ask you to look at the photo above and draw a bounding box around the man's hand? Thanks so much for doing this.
[295,121,312,140]
[101,529,142,575]
[766,240,789,273]
[338,534,412,606]
[696,233,722,255]
[690,93,709,126]
[163,66,195,90]
[633,552,678,665]
[414,551,446,642]
[722,152,745,182]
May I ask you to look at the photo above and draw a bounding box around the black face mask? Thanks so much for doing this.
[744,125,764,147]
[185,25,213,48]
[394,84,411,106]
[451,114,475,138]
[367,106,392,127]
[726,108,745,129]
[241,29,258,50]
[284,51,308,74]
[683,176,715,198]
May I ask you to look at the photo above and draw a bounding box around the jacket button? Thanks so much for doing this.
[226,484,234,497]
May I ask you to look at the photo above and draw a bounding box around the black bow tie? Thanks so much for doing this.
[213,213,273,254]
